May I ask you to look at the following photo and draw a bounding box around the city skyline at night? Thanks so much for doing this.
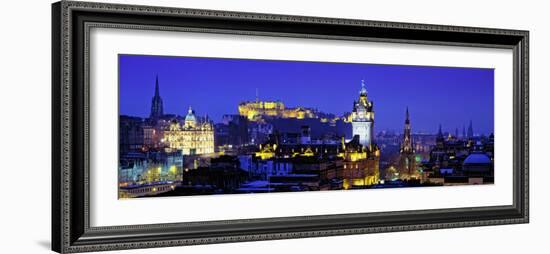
[118,54,495,198]
[119,54,494,135]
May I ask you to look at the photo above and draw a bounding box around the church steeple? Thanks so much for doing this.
[149,75,164,121]
[405,107,410,124]
[154,75,160,97]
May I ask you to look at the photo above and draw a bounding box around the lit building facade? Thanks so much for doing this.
[351,80,375,148]
[341,135,380,189]
[118,150,183,198]
[164,107,215,155]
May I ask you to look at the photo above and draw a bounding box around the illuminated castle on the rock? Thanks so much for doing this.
[238,91,317,121]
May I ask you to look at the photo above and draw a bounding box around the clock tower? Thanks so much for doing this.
[351,80,375,149]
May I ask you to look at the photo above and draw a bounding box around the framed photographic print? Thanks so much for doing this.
[52,1,529,253]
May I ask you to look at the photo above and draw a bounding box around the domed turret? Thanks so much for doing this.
[184,106,196,128]
[463,153,491,165]
[462,152,492,176]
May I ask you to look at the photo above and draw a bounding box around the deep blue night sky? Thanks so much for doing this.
[119,54,494,135]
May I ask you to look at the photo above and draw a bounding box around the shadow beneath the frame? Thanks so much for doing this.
[36,240,50,250]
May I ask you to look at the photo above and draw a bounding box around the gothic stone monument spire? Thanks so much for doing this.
[398,107,417,179]
[149,75,164,120]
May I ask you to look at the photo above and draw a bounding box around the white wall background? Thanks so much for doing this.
[0,0,547,253]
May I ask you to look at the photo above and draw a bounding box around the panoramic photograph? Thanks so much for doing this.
[118,54,495,199]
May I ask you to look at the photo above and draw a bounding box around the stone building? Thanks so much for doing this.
[164,107,215,155]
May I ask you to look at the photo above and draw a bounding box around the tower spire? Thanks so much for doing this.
[149,75,164,121]
[400,107,413,153]
[359,79,367,95]
[155,75,160,97]
[399,106,416,179]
